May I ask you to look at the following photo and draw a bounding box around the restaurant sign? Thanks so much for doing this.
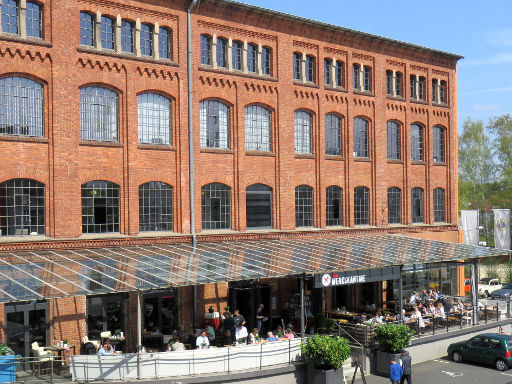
[314,266,401,288]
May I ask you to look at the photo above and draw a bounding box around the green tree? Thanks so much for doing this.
[488,114,512,180]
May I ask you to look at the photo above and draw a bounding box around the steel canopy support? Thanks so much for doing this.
[399,265,403,320]
[300,276,305,338]
[471,259,479,325]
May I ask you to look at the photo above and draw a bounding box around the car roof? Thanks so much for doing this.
[479,333,511,339]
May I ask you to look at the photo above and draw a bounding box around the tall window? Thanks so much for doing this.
[100,16,115,50]
[232,40,242,70]
[1,0,18,34]
[433,188,445,223]
[387,121,401,160]
[200,34,212,65]
[411,123,423,161]
[261,46,271,75]
[138,93,171,145]
[353,117,369,158]
[326,186,342,226]
[387,187,401,224]
[324,59,332,85]
[80,86,118,141]
[295,185,313,227]
[411,75,426,101]
[294,110,312,154]
[352,64,360,90]
[159,27,171,59]
[293,52,301,80]
[363,66,371,92]
[216,37,228,68]
[386,70,393,95]
[200,100,229,148]
[0,179,45,236]
[335,60,344,87]
[139,182,173,232]
[0,76,44,137]
[325,114,341,156]
[411,187,424,223]
[387,71,403,96]
[396,72,403,96]
[305,55,315,82]
[26,2,42,38]
[440,80,447,103]
[80,12,94,46]
[433,125,445,163]
[202,183,231,230]
[246,184,272,228]
[82,181,120,233]
[245,105,271,151]
[140,23,153,56]
[247,43,257,73]
[354,186,369,225]
[121,20,134,53]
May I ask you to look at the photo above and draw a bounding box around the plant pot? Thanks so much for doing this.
[306,366,343,384]
[375,351,401,377]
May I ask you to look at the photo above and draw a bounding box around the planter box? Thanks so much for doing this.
[0,356,16,383]
[204,312,220,319]
[306,366,343,384]
[375,351,401,377]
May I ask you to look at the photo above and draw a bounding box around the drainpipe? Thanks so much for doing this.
[188,0,199,247]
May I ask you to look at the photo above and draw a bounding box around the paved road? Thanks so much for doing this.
[349,356,512,384]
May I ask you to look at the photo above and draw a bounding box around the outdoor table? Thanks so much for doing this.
[44,345,75,375]
[325,311,359,321]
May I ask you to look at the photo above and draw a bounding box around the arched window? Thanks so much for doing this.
[387,187,401,224]
[138,93,171,145]
[326,186,342,226]
[246,184,272,228]
[80,11,94,46]
[1,0,19,34]
[200,34,212,65]
[0,179,45,236]
[354,186,369,225]
[245,105,271,151]
[411,123,423,161]
[159,27,171,59]
[121,20,134,53]
[216,37,228,68]
[411,187,424,223]
[81,181,120,234]
[139,182,173,232]
[232,40,242,70]
[0,76,44,137]
[325,114,342,156]
[80,86,118,141]
[353,117,369,158]
[26,1,42,38]
[387,121,401,160]
[140,23,153,56]
[433,188,445,222]
[295,185,313,227]
[100,16,115,50]
[201,183,231,230]
[200,100,230,149]
[433,125,445,163]
[294,110,312,154]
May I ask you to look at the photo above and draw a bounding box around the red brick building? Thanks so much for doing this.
[0,0,462,356]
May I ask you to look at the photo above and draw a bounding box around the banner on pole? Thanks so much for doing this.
[460,210,479,246]
[493,209,510,250]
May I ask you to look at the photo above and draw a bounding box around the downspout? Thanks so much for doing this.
[188,0,199,247]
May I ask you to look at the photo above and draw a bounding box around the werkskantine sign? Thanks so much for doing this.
[314,266,401,289]
[493,209,510,250]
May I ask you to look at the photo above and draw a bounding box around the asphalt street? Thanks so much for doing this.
[350,356,512,384]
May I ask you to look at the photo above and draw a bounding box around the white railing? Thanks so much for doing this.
[70,338,303,382]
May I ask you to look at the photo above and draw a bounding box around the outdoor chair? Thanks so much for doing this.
[82,336,100,351]
[31,342,55,377]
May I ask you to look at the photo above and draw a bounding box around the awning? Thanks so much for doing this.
[0,234,507,303]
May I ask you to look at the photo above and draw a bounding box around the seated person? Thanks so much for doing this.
[235,324,248,344]
[222,330,234,346]
[170,337,186,351]
[144,320,159,334]
[283,328,294,339]
[426,303,436,316]
[248,328,260,344]
[394,309,407,324]
[434,302,445,319]
[196,330,210,349]
[273,325,284,337]
[266,331,278,342]
[455,299,464,312]
[98,338,114,355]
[409,291,419,304]
[373,310,384,324]
[354,313,367,324]
[205,322,216,342]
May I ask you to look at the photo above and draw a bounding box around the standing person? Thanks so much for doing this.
[223,312,236,343]
[390,359,403,384]
[233,309,246,328]
[421,290,430,307]
[281,303,294,329]
[399,350,412,384]
[256,303,265,336]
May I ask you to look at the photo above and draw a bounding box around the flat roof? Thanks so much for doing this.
[215,0,464,60]
[0,234,505,302]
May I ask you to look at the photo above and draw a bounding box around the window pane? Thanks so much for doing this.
[305,55,315,82]
[216,37,227,67]
[245,105,271,151]
[80,12,94,46]
[434,188,445,222]
[100,16,115,50]
[386,71,392,95]
[246,184,272,228]
[138,93,171,145]
[0,77,44,137]
[201,35,211,65]
[81,181,120,233]
[411,124,423,161]
[412,187,424,223]
[261,47,271,75]
[433,125,445,162]
[293,53,301,80]
[139,182,173,231]
[295,185,313,227]
[0,179,45,236]
[335,61,344,87]
[325,114,341,156]
[200,100,230,148]
[140,24,153,56]
[354,186,369,225]
[294,111,312,154]
[363,66,371,91]
[353,64,360,90]
[80,87,118,141]
[121,20,134,53]
[353,117,369,157]
[159,27,171,59]
[232,41,242,70]
[202,183,230,229]
[387,121,401,160]
[396,72,402,96]
[326,186,342,226]
[324,59,331,85]
[247,44,257,72]
[388,187,401,224]
[26,2,42,38]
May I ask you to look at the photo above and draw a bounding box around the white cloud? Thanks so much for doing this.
[480,28,512,47]
[460,52,512,67]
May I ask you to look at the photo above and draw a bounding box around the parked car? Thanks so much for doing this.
[491,284,512,300]
[447,333,512,371]
[479,278,502,297]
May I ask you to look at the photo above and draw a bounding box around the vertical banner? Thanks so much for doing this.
[493,209,511,250]
[460,210,479,246]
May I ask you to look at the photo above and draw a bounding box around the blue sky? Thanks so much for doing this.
[238,0,511,132]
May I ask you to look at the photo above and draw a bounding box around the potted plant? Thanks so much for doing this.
[301,335,351,384]
[63,339,68,348]
[208,305,214,313]
[374,324,414,376]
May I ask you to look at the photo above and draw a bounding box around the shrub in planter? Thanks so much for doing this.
[374,324,414,376]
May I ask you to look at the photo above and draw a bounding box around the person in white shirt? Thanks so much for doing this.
[235,324,248,344]
[409,291,419,304]
[196,330,209,349]
[410,306,425,330]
